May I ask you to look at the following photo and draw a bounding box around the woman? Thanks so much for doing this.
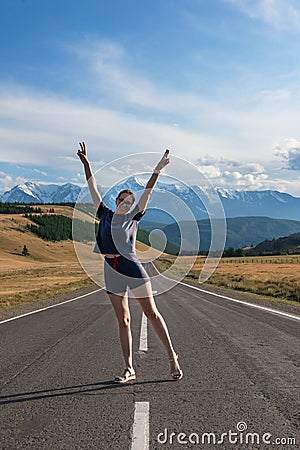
[77,142,183,383]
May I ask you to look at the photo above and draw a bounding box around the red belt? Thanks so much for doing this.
[113,256,119,270]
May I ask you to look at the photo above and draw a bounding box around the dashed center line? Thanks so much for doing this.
[138,312,148,353]
[130,401,149,450]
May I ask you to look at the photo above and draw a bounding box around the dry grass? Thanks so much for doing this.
[0,208,95,309]
[156,254,300,304]
[0,264,94,309]
[0,207,166,310]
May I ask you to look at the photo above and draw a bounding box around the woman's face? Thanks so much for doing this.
[115,193,134,214]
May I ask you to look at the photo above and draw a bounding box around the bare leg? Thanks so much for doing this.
[131,282,181,374]
[108,291,133,370]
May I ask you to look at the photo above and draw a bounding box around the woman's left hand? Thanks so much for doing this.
[155,149,170,172]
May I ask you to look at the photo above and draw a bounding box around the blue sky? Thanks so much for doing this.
[1,0,300,195]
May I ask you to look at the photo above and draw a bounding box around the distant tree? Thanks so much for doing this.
[224,247,235,257]
[22,244,29,256]
[235,248,245,257]
[0,203,42,214]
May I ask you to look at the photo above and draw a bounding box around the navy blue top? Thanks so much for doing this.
[94,202,145,259]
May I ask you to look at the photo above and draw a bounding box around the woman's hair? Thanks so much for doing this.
[116,189,135,203]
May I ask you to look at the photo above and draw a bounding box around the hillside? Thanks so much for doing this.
[225,217,300,249]
[140,216,300,252]
[0,205,158,309]
[0,206,79,268]
[0,205,152,267]
[0,207,89,309]
[247,233,300,255]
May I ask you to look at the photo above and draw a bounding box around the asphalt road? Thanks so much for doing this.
[0,263,299,450]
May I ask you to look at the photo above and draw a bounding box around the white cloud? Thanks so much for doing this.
[196,156,272,190]
[0,174,13,190]
[33,168,48,176]
[0,173,27,193]
[243,163,266,173]
[259,89,292,101]
[197,156,239,167]
[225,0,300,30]
[0,84,237,169]
[1,39,299,173]
[257,174,300,195]
[275,138,300,170]
[195,152,300,195]
[64,40,300,164]
[1,82,295,193]
[222,170,268,189]
[67,40,160,109]
[197,156,266,173]
[1,39,300,196]
[198,165,222,179]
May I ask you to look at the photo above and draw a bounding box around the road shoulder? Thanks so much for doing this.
[0,284,99,323]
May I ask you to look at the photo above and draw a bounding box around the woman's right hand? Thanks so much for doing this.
[77,141,89,165]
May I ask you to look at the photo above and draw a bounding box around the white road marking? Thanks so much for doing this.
[151,263,300,322]
[0,288,103,325]
[138,313,148,353]
[130,402,149,450]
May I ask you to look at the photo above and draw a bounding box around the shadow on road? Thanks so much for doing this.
[0,378,175,405]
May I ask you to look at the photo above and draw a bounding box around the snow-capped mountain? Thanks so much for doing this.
[1,179,300,222]
[98,177,208,223]
[100,178,300,222]
[0,182,81,204]
[217,189,300,221]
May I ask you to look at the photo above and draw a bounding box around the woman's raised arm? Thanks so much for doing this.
[77,141,102,211]
[137,149,170,213]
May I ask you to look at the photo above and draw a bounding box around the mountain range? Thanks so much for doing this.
[1,179,300,222]
[0,182,80,204]
[143,217,300,252]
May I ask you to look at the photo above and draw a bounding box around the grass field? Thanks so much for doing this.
[1,207,299,309]
[0,207,95,309]
[0,207,164,309]
[156,254,300,304]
